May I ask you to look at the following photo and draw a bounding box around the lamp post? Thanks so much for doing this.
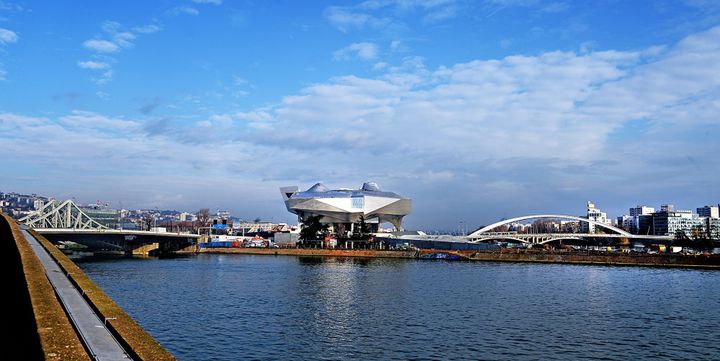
[154,207,159,232]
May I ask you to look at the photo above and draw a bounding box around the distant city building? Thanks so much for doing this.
[33,199,45,211]
[637,215,654,235]
[621,205,656,233]
[80,206,119,229]
[179,212,195,222]
[661,204,674,212]
[707,218,720,239]
[0,192,49,217]
[583,201,610,233]
[617,215,633,231]
[697,205,719,219]
[652,210,703,237]
[630,205,655,217]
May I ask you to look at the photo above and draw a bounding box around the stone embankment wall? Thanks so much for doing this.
[464,250,720,268]
[200,247,418,258]
[200,246,720,268]
[1,213,175,360]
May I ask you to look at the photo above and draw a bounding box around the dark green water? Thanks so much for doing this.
[77,254,720,360]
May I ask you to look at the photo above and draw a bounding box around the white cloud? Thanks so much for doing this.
[423,5,458,23]
[133,24,162,34]
[334,42,379,60]
[172,6,200,16]
[79,21,160,84]
[100,21,136,49]
[326,7,371,30]
[0,65,5,80]
[192,0,222,4]
[3,26,720,227]
[0,27,17,44]
[390,40,402,51]
[233,76,248,86]
[92,70,113,85]
[77,61,110,70]
[83,39,120,53]
[373,62,389,70]
[325,1,458,31]
[542,2,568,13]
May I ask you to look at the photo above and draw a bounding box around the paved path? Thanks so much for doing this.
[21,227,131,361]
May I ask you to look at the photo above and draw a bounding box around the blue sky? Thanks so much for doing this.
[1,0,719,230]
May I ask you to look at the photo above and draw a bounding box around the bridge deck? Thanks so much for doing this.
[20,227,131,360]
[34,228,200,238]
[470,233,672,239]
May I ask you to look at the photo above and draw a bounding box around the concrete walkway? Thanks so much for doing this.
[21,227,131,361]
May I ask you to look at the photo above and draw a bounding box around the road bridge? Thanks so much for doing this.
[467,214,673,245]
[18,200,199,254]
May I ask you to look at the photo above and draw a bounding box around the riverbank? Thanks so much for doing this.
[1,213,174,360]
[197,247,720,269]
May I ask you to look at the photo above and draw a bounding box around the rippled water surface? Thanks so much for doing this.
[77,254,720,360]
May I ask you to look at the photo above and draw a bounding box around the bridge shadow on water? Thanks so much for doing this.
[70,251,197,264]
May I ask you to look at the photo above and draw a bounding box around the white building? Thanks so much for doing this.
[179,212,195,222]
[281,182,411,232]
[583,201,610,234]
[630,205,655,217]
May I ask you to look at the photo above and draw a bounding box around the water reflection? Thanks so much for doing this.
[77,255,720,360]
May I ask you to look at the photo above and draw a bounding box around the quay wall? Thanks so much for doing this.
[199,246,720,268]
[199,247,418,258]
[1,213,175,360]
[465,250,720,268]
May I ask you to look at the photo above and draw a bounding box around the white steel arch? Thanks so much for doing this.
[468,214,631,238]
[18,199,108,230]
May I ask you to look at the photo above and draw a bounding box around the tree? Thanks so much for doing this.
[300,215,328,241]
[351,215,373,239]
[690,225,704,240]
[196,208,210,227]
[673,229,694,248]
[141,214,154,231]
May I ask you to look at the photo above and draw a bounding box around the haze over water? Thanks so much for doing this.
[78,255,720,360]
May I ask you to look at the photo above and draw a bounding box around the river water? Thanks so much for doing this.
[77,254,720,360]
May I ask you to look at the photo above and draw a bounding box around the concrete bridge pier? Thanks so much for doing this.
[129,242,160,256]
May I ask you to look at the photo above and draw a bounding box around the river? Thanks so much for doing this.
[77,254,720,360]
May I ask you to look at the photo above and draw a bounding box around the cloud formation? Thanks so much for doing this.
[82,39,119,53]
[334,42,379,60]
[0,27,17,44]
[78,21,161,84]
[77,61,111,70]
[4,25,720,228]
[171,6,200,16]
[0,27,18,79]
[325,0,459,32]
[132,24,162,34]
[192,0,222,4]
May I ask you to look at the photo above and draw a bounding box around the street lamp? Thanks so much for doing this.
[154,207,159,232]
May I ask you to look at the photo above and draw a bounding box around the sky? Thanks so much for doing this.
[1,0,719,231]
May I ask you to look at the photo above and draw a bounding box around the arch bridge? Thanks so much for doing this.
[466,214,670,245]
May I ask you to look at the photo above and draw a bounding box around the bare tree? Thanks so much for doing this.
[196,208,211,227]
[141,214,155,231]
